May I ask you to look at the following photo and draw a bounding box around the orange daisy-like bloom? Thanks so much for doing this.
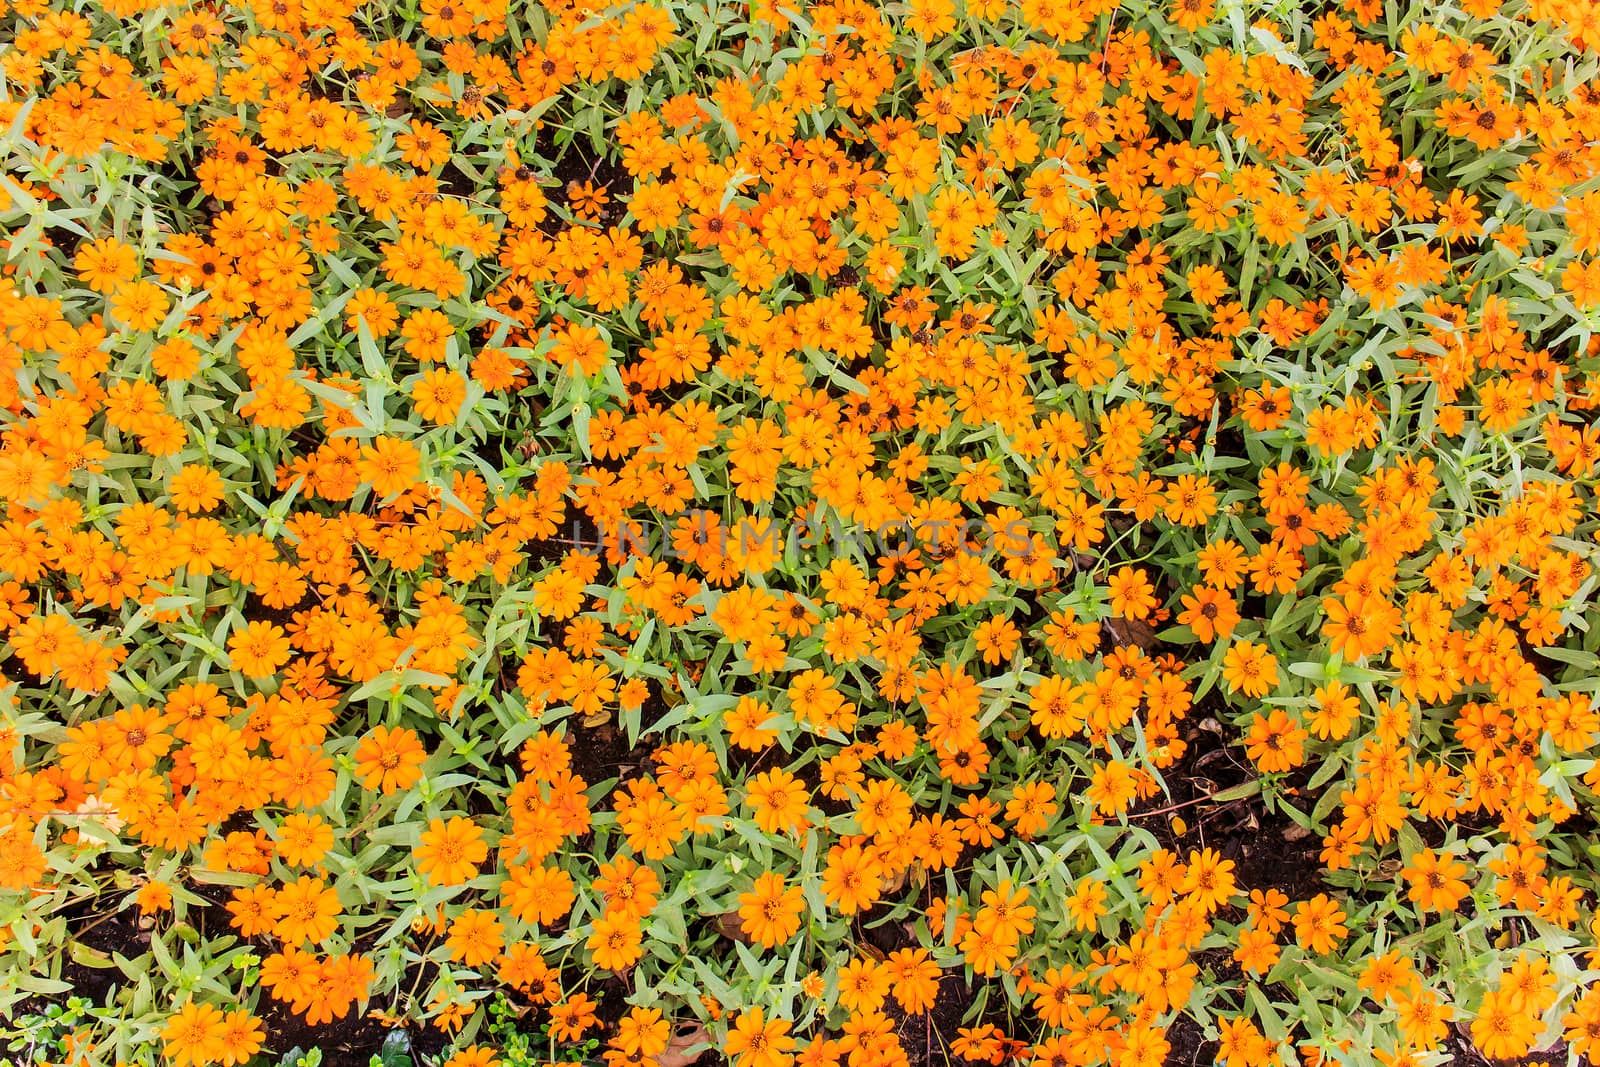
[352,725,428,794]
[161,1001,229,1067]
[737,871,805,947]
[413,816,488,886]
[446,908,505,968]
[724,1008,796,1067]
[1243,709,1308,773]
[1292,893,1349,956]
[1176,585,1239,643]
[357,435,422,498]
[1221,640,1279,698]
[226,620,291,678]
[586,910,644,971]
[1401,848,1470,913]
[270,874,341,946]
[820,842,883,915]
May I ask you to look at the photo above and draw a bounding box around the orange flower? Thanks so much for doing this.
[110,280,170,331]
[724,1008,795,1067]
[1177,585,1239,643]
[270,874,341,945]
[446,908,505,968]
[226,620,291,678]
[737,871,805,947]
[358,435,422,498]
[413,816,487,886]
[1292,893,1348,955]
[352,726,428,794]
[162,1002,229,1067]
[1243,710,1308,773]
[820,842,882,915]
[1222,640,1279,698]
[586,911,643,970]
[411,367,467,423]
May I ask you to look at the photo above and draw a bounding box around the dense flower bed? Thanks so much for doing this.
[2,0,1600,1063]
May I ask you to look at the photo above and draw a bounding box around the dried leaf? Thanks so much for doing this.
[657,1023,709,1067]
[1104,616,1157,650]
[714,912,751,944]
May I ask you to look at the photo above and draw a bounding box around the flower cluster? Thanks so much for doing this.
[2,0,1600,1064]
